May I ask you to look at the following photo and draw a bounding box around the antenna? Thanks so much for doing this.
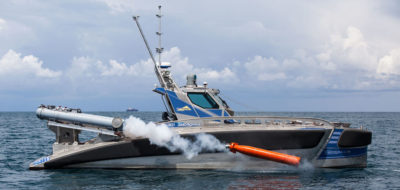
[133,15,166,88]
[132,16,157,66]
[132,6,179,91]
[156,5,164,66]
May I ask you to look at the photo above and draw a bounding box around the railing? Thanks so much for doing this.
[163,116,335,128]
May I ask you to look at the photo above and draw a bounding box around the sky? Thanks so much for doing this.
[1,0,400,112]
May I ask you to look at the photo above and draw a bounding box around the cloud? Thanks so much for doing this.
[235,26,400,90]
[66,56,154,79]
[2,24,399,94]
[0,49,61,78]
[163,47,238,84]
[197,67,236,82]
[2,1,400,111]
[4,30,399,93]
[100,60,130,76]
[65,47,238,85]
[377,49,400,76]
[243,56,287,81]
[325,26,377,72]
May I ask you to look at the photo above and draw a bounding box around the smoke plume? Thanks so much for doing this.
[123,116,226,159]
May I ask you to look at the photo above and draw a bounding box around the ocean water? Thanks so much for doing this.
[0,112,399,189]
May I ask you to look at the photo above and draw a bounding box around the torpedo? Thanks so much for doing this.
[227,142,301,166]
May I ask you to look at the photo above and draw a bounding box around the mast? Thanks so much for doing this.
[156,5,163,66]
[132,6,180,92]
[132,16,166,88]
[132,16,157,66]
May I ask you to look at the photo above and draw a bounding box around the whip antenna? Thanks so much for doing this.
[132,16,157,65]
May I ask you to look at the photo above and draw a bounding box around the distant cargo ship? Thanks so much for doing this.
[126,107,138,112]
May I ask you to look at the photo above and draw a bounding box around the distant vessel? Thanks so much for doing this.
[126,107,138,112]
[29,6,371,170]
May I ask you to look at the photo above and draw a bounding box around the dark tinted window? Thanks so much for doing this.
[187,93,219,109]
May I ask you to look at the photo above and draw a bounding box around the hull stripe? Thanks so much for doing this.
[318,129,367,159]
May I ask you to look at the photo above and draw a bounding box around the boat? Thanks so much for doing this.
[29,6,371,170]
[126,107,138,112]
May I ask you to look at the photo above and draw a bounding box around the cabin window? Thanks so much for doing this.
[213,94,229,108]
[187,93,219,109]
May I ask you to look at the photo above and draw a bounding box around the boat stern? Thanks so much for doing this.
[314,127,372,168]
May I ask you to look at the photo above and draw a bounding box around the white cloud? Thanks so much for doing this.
[97,59,153,77]
[0,49,61,78]
[66,26,393,91]
[377,49,400,76]
[244,56,283,81]
[197,67,237,83]
[66,56,154,79]
[161,47,192,76]
[64,47,237,85]
[164,47,238,84]
[3,24,399,94]
[100,60,129,76]
[342,26,367,50]
[235,26,400,90]
[326,26,377,71]
[66,56,97,79]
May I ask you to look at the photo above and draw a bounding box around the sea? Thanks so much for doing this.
[0,111,399,189]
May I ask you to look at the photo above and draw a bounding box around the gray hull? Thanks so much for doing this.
[29,126,371,170]
[65,152,367,170]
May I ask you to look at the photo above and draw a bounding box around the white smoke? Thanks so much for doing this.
[123,116,227,159]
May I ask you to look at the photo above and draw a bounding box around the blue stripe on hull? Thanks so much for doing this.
[318,128,367,159]
[318,147,368,159]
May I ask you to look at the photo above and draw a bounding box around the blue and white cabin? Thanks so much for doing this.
[152,64,234,121]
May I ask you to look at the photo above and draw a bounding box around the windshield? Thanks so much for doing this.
[212,94,229,108]
[187,93,219,109]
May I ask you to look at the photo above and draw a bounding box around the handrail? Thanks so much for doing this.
[162,115,334,127]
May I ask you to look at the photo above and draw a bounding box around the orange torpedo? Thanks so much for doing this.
[228,142,301,166]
